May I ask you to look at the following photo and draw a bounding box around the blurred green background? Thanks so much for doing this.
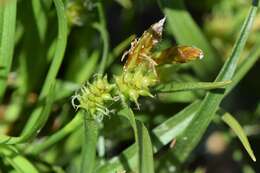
[0,0,259,172]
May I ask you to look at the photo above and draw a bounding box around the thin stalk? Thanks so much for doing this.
[28,113,82,155]
[94,2,109,74]
[80,112,99,173]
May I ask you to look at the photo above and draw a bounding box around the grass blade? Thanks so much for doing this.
[118,95,154,173]
[21,0,67,136]
[32,0,47,42]
[39,0,67,98]
[0,145,39,173]
[28,112,82,155]
[106,34,135,67]
[93,2,109,75]
[137,120,154,173]
[154,80,231,93]
[0,0,17,101]
[226,41,260,94]
[222,113,256,162]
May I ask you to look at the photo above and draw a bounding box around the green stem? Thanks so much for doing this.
[80,112,99,173]
[94,2,109,75]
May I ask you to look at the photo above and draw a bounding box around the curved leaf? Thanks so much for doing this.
[222,113,256,162]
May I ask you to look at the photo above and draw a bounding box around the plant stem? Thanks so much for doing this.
[80,112,99,173]
[94,2,109,75]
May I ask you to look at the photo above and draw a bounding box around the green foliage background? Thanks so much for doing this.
[0,0,259,172]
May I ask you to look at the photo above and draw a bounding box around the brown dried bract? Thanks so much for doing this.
[122,18,166,72]
[155,46,204,64]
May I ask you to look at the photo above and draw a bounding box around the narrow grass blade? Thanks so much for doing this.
[93,2,109,75]
[118,105,140,172]
[154,80,231,93]
[39,0,67,98]
[32,0,47,42]
[0,145,39,173]
[28,112,82,155]
[137,120,154,173]
[106,34,135,67]
[21,0,67,136]
[171,1,259,162]
[97,101,200,172]
[159,0,221,79]
[226,41,260,94]
[0,0,17,101]
[118,95,154,173]
[222,113,256,162]
[74,51,99,83]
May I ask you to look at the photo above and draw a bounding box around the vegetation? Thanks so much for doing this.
[0,0,259,172]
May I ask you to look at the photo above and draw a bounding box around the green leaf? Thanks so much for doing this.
[0,145,39,173]
[93,2,109,75]
[28,112,82,155]
[97,101,200,172]
[0,0,17,101]
[118,95,154,173]
[159,0,221,79]
[137,120,154,173]
[75,51,99,83]
[39,0,68,98]
[171,2,259,162]
[32,0,47,41]
[226,41,260,94]
[222,113,256,162]
[154,80,231,93]
[21,0,67,137]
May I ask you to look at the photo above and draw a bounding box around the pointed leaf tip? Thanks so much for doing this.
[222,113,256,162]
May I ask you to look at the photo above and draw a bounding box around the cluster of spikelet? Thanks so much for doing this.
[71,18,165,119]
[72,65,158,120]
[71,17,203,120]
[114,65,158,108]
[72,75,115,120]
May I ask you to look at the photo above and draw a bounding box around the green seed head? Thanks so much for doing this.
[72,75,115,120]
[115,66,158,107]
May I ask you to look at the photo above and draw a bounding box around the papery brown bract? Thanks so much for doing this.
[154,46,204,64]
[123,18,166,72]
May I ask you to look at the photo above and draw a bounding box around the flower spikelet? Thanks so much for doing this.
[72,75,115,119]
[115,64,158,107]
